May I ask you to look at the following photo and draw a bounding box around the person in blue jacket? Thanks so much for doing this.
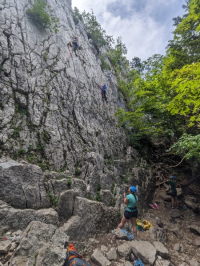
[100,83,107,107]
[117,186,139,240]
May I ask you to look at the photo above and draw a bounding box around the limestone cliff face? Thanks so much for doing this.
[0,0,127,174]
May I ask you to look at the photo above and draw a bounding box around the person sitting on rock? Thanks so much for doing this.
[168,175,178,209]
[64,242,90,266]
[67,36,79,56]
[117,186,138,240]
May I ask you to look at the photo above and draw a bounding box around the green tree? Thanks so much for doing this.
[130,57,144,73]
[116,0,200,164]
[81,10,114,51]
[166,0,200,71]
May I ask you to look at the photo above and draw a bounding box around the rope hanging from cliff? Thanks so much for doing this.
[68,45,71,59]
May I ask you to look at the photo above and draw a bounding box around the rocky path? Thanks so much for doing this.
[0,183,200,266]
[79,187,200,266]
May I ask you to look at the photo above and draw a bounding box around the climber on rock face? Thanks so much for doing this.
[100,83,107,107]
[67,36,79,56]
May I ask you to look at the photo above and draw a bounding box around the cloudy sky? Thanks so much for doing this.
[72,0,186,61]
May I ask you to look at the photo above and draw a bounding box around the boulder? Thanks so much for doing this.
[33,245,66,266]
[47,179,69,196]
[196,248,200,257]
[188,225,200,236]
[170,227,183,239]
[91,249,111,266]
[106,247,117,261]
[174,243,184,253]
[0,240,12,254]
[156,217,164,228]
[60,197,118,239]
[159,192,171,202]
[155,256,174,266]
[0,160,49,209]
[189,260,200,266]
[101,190,114,207]
[114,228,129,241]
[124,262,133,266]
[194,238,200,247]
[0,200,58,230]
[101,245,108,252]
[71,178,88,197]
[9,221,68,266]
[57,190,78,221]
[150,227,167,243]
[170,211,183,219]
[117,242,131,258]
[153,241,169,259]
[130,241,157,265]
[184,200,199,213]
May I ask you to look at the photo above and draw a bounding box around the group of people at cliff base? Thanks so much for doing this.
[63,175,178,265]
[63,185,139,266]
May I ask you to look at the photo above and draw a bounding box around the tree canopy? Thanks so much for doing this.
[116,0,200,162]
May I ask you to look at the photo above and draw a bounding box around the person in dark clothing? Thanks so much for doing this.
[168,175,178,209]
[100,83,107,107]
[67,36,79,56]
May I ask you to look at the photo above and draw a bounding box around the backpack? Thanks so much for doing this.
[64,244,91,266]
[102,84,107,91]
[134,259,144,266]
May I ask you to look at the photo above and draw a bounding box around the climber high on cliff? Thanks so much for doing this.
[100,83,107,107]
[67,36,79,56]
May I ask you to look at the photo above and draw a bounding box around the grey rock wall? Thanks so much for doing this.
[0,0,155,229]
[0,159,50,208]
[0,0,127,174]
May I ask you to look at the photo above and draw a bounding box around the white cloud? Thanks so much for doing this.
[72,0,185,61]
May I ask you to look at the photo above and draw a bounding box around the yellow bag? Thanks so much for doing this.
[136,219,152,231]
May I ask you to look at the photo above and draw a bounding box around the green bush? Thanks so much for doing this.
[72,8,114,52]
[27,0,51,28]
[47,193,59,207]
[101,56,111,70]
[96,183,102,202]
[43,51,48,62]
[27,0,59,32]
[67,178,72,188]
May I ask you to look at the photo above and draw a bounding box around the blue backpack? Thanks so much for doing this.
[134,259,144,266]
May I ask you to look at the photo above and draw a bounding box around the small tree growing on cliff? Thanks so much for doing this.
[26,0,59,32]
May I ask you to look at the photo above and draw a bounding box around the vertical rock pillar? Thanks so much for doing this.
[66,0,72,7]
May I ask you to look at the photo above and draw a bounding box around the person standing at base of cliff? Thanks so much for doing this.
[168,175,178,209]
[100,83,107,108]
[117,186,138,240]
